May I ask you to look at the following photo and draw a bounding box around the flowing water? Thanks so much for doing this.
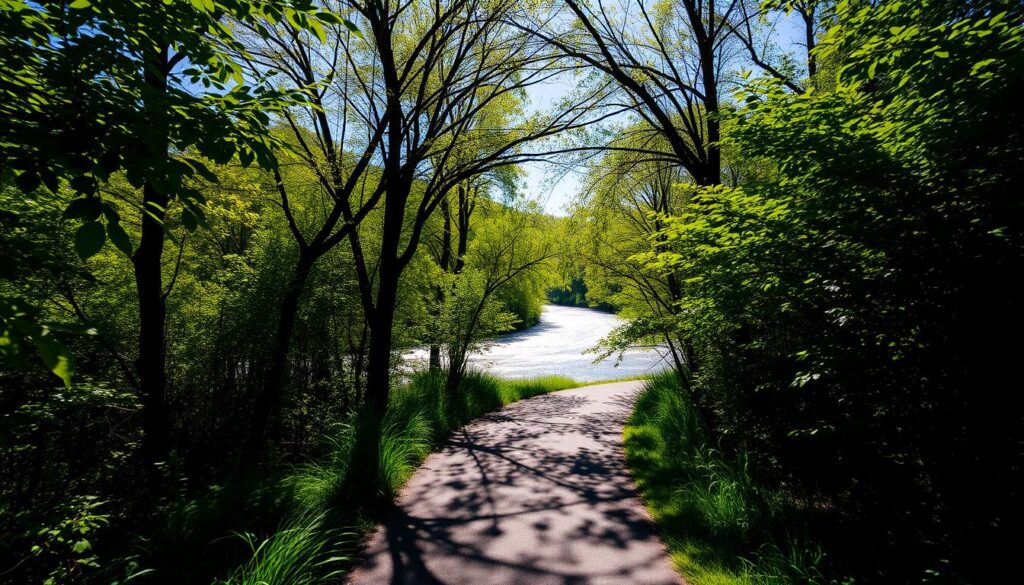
[405,304,670,382]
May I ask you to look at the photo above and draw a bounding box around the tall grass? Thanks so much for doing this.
[624,372,844,585]
[220,514,349,585]
[140,370,579,584]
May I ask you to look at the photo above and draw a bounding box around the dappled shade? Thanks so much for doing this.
[349,382,679,585]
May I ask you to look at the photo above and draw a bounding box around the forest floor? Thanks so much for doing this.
[346,380,681,585]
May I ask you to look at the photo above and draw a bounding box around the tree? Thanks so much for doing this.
[233,4,389,457]
[0,0,331,472]
[568,126,699,384]
[723,1,834,91]
[425,180,478,372]
[344,0,593,416]
[438,205,554,393]
[423,122,524,372]
[520,0,747,186]
[631,0,1024,578]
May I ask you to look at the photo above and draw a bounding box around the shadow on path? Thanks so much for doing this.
[347,382,681,585]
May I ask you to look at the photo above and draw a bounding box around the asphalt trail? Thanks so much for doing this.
[348,381,681,585]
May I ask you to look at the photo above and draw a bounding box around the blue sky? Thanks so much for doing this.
[522,77,585,217]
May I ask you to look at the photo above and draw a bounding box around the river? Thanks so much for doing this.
[405,304,670,382]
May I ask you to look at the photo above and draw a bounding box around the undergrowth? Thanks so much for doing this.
[131,370,579,584]
[624,372,851,585]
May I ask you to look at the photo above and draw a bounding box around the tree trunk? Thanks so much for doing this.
[244,250,315,459]
[428,344,442,372]
[697,3,721,187]
[134,181,171,471]
[134,43,172,474]
[363,178,407,417]
[354,321,368,403]
[455,184,470,273]
[365,274,399,417]
[429,194,453,372]
[445,290,490,397]
[445,356,465,399]
[362,29,406,418]
[801,5,817,78]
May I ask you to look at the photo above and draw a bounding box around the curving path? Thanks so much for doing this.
[347,381,681,585]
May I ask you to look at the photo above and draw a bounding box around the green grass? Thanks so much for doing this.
[136,370,580,584]
[287,371,580,508]
[624,372,842,585]
[583,373,653,384]
[220,514,350,585]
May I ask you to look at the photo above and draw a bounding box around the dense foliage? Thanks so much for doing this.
[583,1,1024,582]
[0,167,557,583]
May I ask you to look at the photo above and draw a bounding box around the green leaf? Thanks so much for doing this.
[309,20,327,44]
[285,8,303,29]
[74,222,106,260]
[107,221,133,256]
[101,202,121,223]
[342,19,363,38]
[34,335,73,388]
[40,168,59,193]
[209,141,235,165]
[69,174,96,195]
[971,58,997,75]
[63,197,102,221]
[185,157,218,182]
[315,11,343,24]
[69,0,91,8]
[99,150,122,173]
[191,206,210,230]
[238,148,255,167]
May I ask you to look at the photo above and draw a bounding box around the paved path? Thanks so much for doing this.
[347,381,681,585]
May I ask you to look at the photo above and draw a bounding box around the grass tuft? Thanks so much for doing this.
[220,513,351,585]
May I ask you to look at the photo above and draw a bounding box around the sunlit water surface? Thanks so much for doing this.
[405,304,670,382]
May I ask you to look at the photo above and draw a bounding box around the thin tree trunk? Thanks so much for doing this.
[455,184,470,272]
[244,250,315,459]
[134,43,172,474]
[354,321,368,403]
[801,5,817,78]
[429,194,453,372]
[697,2,721,186]
[365,280,398,417]
[428,343,442,372]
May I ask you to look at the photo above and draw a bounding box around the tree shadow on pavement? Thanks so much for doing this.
[348,385,680,585]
